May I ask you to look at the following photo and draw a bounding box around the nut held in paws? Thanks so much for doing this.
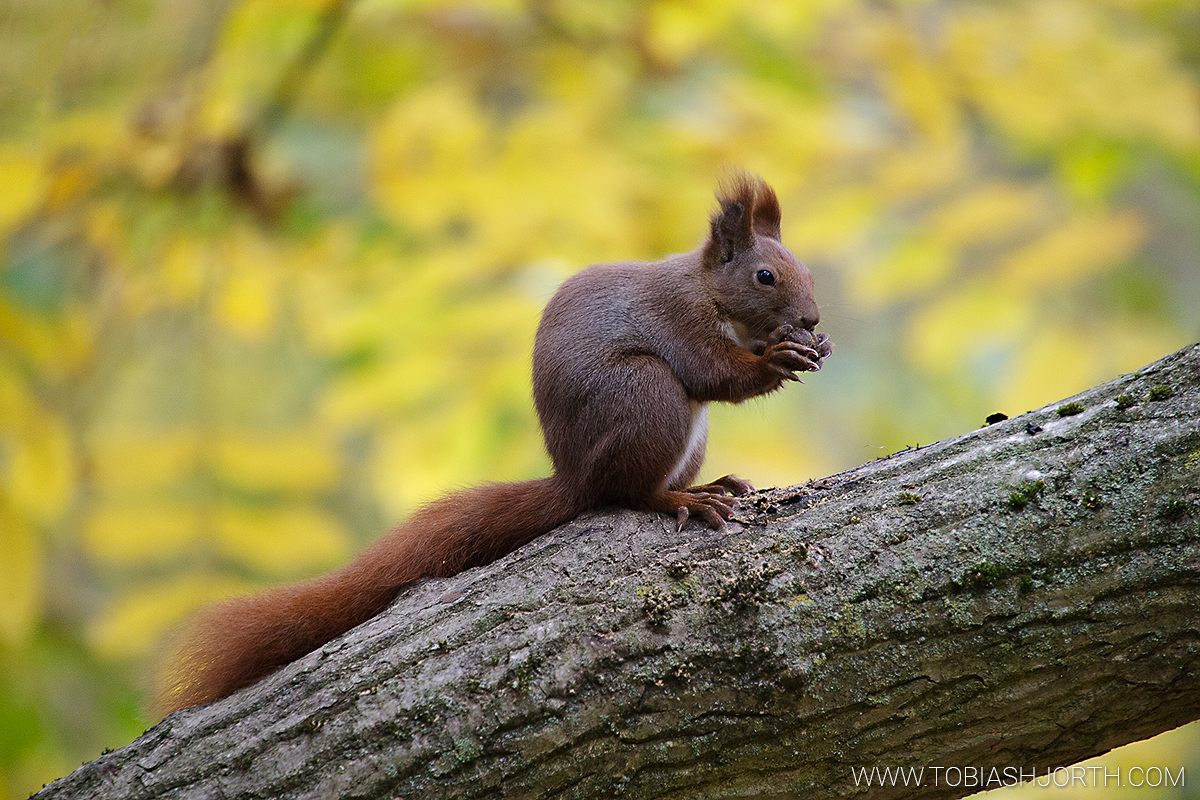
[783,327,833,369]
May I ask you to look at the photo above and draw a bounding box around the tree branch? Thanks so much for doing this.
[35,344,1200,800]
[252,0,355,140]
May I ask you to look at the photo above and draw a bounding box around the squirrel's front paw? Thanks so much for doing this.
[762,336,819,381]
[812,332,833,364]
[778,326,833,371]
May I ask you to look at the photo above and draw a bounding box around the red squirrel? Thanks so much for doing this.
[157,173,831,714]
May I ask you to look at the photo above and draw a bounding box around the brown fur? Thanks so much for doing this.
[157,173,825,715]
[157,478,576,712]
[711,171,782,248]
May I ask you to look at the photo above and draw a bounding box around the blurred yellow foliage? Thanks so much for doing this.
[90,575,256,660]
[0,509,43,647]
[0,147,45,236]
[216,250,281,341]
[851,235,954,308]
[871,21,961,142]
[84,503,201,566]
[214,430,342,492]
[909,284,1037,371]
[5,408,74,525]
[1,0,1198,796]
[372,84,492,231]
[214,504,350,576]
[0,299,93,375]
[949,1,1200,148]
[160,235,210,305]
[89,431,199,494]
[787,188,881,259]
[999,321,1184,414]
[999,211,1145,291]
[927,184,1047,248]
[647,0,737,66]
[874,140,967,200]
[1002,327,1097,412]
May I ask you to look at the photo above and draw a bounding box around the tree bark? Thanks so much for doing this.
[36,344,1200,800]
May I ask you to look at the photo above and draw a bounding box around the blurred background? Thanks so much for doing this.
[1,0,1198,796]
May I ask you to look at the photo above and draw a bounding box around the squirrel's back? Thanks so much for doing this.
[532,255,702,406]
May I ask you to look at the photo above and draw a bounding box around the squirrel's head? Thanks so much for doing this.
[701,174,819,350]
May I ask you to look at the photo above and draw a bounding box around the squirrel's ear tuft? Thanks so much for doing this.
[751,180,781,241]
[705,173,755,266]
[704,172,781,267]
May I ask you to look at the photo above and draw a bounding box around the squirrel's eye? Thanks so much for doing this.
[755,269,775,286]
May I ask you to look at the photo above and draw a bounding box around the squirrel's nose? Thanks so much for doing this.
[796,297,820,331]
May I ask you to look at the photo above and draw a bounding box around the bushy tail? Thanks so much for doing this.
[156,476,580,714]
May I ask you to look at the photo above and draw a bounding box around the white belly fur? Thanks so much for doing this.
[718,319,757,350]
[666,401,708,489]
